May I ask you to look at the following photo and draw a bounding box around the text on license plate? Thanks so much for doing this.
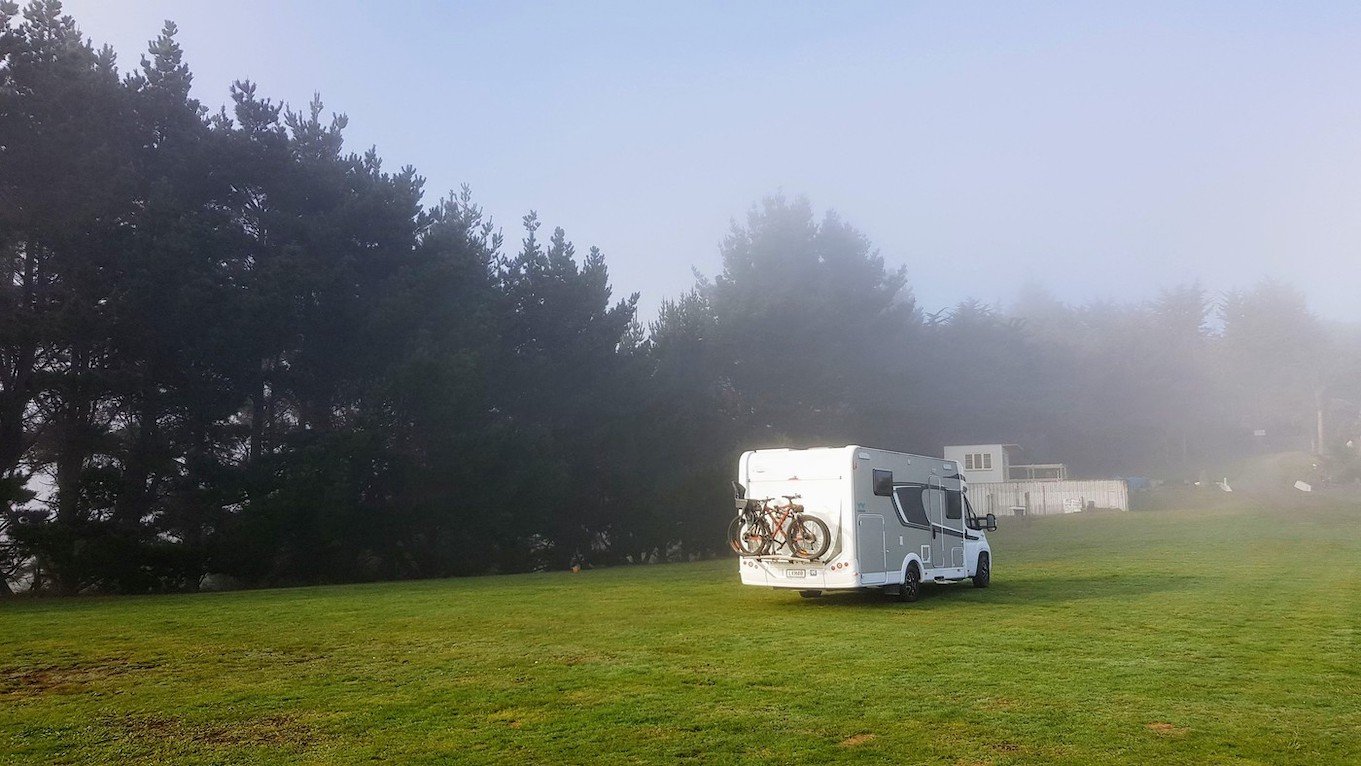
[785,569,806,578]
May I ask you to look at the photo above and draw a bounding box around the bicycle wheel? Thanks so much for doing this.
[788,515,831,559]
[728,515,770,556]
[726,516,744,554]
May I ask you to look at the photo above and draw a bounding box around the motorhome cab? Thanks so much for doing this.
[734,445,996,600]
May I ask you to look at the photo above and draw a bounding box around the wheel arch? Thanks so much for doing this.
[971,545,991,576]
[896,552,925,585]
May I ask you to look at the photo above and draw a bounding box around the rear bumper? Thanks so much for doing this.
[738,558,858,590]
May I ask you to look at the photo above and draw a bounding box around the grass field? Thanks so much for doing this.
[2,496,1359,765]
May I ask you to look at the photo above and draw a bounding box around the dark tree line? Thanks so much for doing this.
[3,3,1359,594]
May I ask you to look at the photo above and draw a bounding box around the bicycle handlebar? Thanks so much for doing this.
[747,495,801,505]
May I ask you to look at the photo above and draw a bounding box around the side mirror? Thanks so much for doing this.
[985,513,997,531]
[732,481,746,500]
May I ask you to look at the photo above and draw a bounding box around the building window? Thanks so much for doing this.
[966,452,991,472]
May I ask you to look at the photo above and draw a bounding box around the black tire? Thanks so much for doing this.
[788,515,831,560]
[972,552,991,588]
[726,516,743,554]
[898,563,921,602]
[727,515,769,556]
[798,590,822,599]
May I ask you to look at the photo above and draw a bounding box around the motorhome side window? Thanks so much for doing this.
[872,469,893,496]
[946,489,963,520]
[892,485,930,527]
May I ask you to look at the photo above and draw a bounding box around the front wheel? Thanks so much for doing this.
[788,515,831,559]
[972,552,991,588]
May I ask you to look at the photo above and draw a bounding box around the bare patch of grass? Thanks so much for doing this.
[1,658,158,696]
[108,712,318,748]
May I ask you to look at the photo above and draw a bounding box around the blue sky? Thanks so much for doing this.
[62,1,1361,322]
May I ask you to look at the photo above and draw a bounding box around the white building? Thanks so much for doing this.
[943,443,1126,515]
[943,444,1016,483]
[965,479,1128,516]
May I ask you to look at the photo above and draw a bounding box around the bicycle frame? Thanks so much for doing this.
[735,496,802,555]
[762,500,800,550]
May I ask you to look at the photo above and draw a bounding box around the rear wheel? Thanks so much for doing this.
[898,563,921,602]
[788,515,831,559]
[727,516,769,556]
[798,590,822,599]
[972,552,991,588]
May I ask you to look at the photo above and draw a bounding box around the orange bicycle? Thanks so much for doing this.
[727,492,831,560]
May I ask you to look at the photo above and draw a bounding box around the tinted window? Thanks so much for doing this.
[872,469,893,496]
[946,489,963,520]
[893,485,930,526]
[963,494,985,529]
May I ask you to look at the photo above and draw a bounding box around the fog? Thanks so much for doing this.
[8,11,1361,764]
[6,1,1361,594]
[62,0,1361,321]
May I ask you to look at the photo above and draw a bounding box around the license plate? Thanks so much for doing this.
[785,569,806,578]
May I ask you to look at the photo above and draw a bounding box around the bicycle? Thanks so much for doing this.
[727,492,831,560]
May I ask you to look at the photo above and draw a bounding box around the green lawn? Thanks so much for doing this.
[3,498,1359,765]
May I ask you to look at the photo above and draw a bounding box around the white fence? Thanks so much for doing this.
[967,479,1129,516]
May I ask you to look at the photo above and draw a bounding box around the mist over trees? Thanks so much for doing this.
[3,3,1360,593]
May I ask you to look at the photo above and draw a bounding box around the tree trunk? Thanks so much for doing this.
[1315,388,1326,456]
[52,343,96,596]
[250,364,265,461]
[113,389,156,527]
[249,356,276,461]
[0,239,39,512]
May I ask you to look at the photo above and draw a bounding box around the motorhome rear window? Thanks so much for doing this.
[893,485,930,527]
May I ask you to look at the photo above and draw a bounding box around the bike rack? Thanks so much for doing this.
[743,554,826,565]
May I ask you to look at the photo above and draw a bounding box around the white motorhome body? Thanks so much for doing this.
[736,446,993,596]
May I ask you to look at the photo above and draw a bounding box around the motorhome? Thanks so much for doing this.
[732,445,995,600]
